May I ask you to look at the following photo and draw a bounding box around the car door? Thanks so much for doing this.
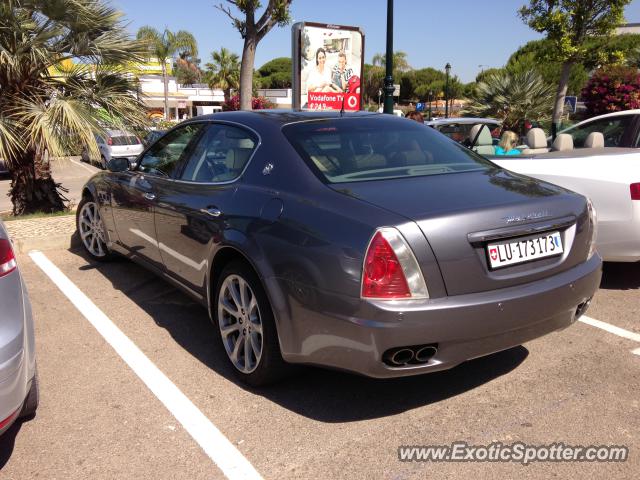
[153,123,259,294]
[110,123,204,269]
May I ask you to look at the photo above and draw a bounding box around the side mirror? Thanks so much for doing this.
[107,157,130,172]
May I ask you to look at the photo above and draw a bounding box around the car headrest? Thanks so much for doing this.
[552,133,574,151]
[526,128,547,149]
[469,124,492,146]
[584,131,604,148]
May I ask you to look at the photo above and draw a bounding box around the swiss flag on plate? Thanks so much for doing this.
[490,248,498,261]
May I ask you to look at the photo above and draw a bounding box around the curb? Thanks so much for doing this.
[11,232,81,254]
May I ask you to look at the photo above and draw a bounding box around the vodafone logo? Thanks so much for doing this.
[347,94,358,109]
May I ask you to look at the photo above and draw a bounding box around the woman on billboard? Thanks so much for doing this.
[306,48,341,93]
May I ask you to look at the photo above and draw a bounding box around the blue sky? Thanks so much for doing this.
[112,0,640,83]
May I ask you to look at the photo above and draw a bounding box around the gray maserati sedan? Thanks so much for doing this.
[77,111,601,385]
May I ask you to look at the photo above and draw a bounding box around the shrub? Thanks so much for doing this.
[222,95,273,111]
[582,67,640,116]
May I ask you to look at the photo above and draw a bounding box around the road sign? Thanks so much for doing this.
[564,96,577,113]
[393,84,400,97]
[416,102,425,112]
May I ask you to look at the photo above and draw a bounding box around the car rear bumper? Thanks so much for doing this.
[275,254,602,378]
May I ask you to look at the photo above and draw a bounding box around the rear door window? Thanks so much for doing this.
[179,124,257,183]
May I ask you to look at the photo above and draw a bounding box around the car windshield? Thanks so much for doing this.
[283,117,493,184]
[110,135,139,146]
[437,122,500,142]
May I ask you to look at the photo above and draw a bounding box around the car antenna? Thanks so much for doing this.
[340,93,345,116]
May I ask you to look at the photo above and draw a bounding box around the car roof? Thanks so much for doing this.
[426,117,501,126]
[183,109,377,128]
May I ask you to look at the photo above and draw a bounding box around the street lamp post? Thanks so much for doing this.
[444,62,451,118]
[428,90,433,120]
[383,0,395,114]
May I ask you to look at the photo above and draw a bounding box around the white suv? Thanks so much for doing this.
[81,129,144,169]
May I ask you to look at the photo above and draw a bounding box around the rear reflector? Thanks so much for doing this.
[362,231,411,299]
[0,238,17,277]
[631,183,640,200]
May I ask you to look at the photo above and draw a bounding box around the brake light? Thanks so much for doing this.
[631,183,640,200]
[361,228,429,299]
[107,137,113,146]
[0,239,17,277]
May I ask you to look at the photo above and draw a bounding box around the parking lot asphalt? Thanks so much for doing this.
[1,248,638,479]
[0,158,99,213]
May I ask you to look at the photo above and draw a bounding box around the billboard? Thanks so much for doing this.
[292,22,365,111]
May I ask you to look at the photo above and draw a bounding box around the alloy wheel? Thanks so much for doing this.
[78,201,107,258]
[217,274,263,374]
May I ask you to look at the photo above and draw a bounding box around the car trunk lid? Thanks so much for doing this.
[332,169,591,296]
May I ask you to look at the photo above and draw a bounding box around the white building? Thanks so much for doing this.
[138,74,226,120]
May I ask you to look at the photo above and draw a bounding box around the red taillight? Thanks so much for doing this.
[631,183,640,200]
[107,137,113,146]
[0,239,17,277]
[362,231,411,299]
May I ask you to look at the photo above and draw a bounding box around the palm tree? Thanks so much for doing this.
[371,51,412,73]
[205,48,240,103]
[0,0,149,215]
[463,70,555,133]
[137,27,198,119]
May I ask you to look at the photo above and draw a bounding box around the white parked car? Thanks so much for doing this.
[492,144,640,262]
[81,129,144,169]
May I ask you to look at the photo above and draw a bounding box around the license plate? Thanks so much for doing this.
[487,231,563,269]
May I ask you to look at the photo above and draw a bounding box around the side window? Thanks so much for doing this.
[179,124,257,183]
[138,124,203,177]
[571,116,632,147]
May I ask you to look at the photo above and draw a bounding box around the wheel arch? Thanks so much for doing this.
[207,245,293,357]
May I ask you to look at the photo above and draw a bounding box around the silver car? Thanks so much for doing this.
[0,220,38,434]
[81,129,144,169]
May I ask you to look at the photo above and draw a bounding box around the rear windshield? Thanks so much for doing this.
[282,117,493,183]
[110,135,140,146]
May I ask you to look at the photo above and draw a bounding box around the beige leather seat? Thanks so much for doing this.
[584,131,604,148]
[469,124,495,155]
[552,133,574,151]
[521,128,550,154]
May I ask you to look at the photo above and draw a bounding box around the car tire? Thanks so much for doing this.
[214,260,288,386]
[76,196,113,262]
[20,368,39,419]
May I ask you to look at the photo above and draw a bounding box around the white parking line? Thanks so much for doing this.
[29,250,263,480]
[70,158,97,173]
[579,315,640,343]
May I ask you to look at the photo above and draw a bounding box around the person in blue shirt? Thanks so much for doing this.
[495,130,521,155]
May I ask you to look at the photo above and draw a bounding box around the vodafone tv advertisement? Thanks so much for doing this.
[292,22,364,111]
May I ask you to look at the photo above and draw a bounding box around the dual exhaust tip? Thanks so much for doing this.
[383,344,438,367]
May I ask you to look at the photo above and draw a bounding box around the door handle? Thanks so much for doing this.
[143,192,156,201]
[200,207,222,217]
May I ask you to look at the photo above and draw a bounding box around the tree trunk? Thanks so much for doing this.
[552,61,573,137]
[9,149,67,216]
[239,34,257,111]
[162,62,169,120]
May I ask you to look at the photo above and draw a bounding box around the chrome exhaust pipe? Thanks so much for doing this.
[389,348,414,366]
[415,346,437,363]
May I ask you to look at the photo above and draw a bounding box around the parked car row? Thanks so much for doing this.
[76,111,601,386]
